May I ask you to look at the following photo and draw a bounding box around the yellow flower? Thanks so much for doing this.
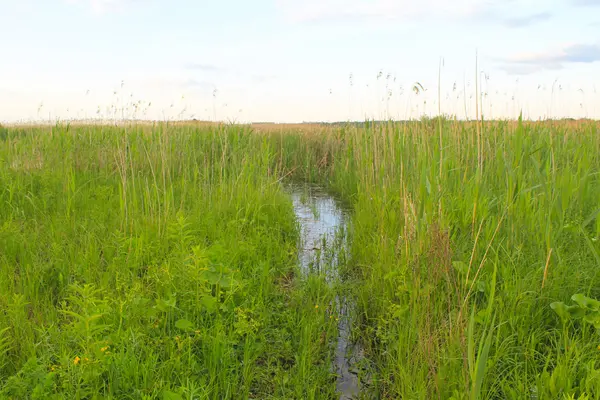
[315,305,319,309]
[597,345,600,351]
[83,357,89,362]
[73,356,81,365]
[100,346,109,352]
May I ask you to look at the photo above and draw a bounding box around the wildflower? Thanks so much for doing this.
[100,346,109,352]
[73,356,81,365]
[597,344,600,351]
[315,305,319,309]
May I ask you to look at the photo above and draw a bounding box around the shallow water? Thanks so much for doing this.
[288,184,361,399]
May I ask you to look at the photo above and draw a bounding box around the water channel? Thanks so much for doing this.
[287,184,362,399]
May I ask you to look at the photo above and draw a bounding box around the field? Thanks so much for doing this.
[0,118,600,399]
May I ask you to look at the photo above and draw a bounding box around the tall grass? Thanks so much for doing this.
[0,123,339,399]
[1,118,600,398]
[272,118,600,398]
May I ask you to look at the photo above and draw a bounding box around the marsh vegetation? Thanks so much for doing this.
[0,118,599,399]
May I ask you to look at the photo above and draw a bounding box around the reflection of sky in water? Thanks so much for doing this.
[288,185,360,399]
[291,192,343,271]
[289,187,348,275]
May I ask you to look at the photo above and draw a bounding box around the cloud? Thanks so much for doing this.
[184,62,278,84]
[275,0,551,29]
[499,63,563,75]
[182,79,216,92]
[274,0,487,23]
[126,77,216,95]
[185,64,227,73]
[65,0,139,14]
[498,43,600,74]
[251,74,277,83]
[571,0,600,6]
[502,12,552,27]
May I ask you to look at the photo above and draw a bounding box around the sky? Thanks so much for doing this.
[1,0,600,123]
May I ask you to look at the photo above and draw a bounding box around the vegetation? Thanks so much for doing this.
[0,118,599,399]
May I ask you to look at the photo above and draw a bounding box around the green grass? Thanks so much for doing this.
[0,124,338,399]
[0,119,600,399]
[274,118,600,399]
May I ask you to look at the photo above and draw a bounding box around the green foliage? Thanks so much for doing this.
[1,120,600,398]
[551,294,600,330]
[0,124,337,399]
[272,119,600,398]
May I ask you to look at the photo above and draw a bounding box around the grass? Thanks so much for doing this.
[0,118,599,399]
[0,124,338,399]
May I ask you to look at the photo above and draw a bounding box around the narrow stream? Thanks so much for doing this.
[288,184,362,400]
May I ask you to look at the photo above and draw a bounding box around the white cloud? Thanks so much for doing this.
[65,0,137,14]
[498,43,600,74]
[275,0,556,30]
[572,0,600,6]
[502,11,552,27]
[275,0,507,23]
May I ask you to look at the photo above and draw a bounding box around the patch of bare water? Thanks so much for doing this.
[288,183,362,400]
